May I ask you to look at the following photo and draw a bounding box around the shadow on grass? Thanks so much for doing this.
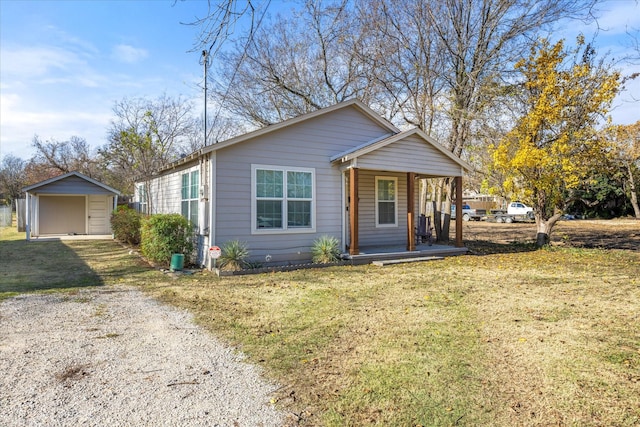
[0,239,105,294]
[464,239,539,255]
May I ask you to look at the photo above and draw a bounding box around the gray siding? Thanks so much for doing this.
[353,170,414,247]
[30,176,115,195]
[356,135,464,176]
[213,105,390,263]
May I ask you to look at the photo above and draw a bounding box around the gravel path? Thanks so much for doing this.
[0,286,286,426]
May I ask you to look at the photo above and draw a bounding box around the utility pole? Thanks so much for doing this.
[200,50,211,146]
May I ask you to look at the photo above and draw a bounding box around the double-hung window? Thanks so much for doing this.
[137,183,148,214]
[375,176,397,227]
[253,165,315,233]
[181,170,199,227]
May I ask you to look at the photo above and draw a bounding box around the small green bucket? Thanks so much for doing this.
[170,253,184,271]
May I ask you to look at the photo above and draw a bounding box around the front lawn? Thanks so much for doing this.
[141,222,640,426]
[1,220,638,425]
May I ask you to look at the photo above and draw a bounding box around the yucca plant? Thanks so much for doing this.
[218,240,250,271]
[311,235,341,264]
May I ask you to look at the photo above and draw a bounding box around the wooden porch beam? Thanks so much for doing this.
[407,172,415,251]
[349,167,359,255]
[455,175,463,247]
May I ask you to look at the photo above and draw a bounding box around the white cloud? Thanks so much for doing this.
[0,92,112,160]
[111,44,149,64]
[2,46,80,78]
[0,44,106,88]
[592,1,640,35]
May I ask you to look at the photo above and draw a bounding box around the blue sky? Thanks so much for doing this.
[1,0,638,162]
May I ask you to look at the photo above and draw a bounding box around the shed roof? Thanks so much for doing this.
[23,171,121,195]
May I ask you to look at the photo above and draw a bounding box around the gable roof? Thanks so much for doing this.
[331,127,471,171]
[159,99,400,172]
[23,171,121,195]
[204,99,399,153]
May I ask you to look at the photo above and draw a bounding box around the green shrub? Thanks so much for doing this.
[140,214,194,266]
[218,240,249,271]
[110,206,142,245]
[311,235,341,264]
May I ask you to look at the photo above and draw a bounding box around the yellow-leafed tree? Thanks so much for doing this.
[492,37,620,247]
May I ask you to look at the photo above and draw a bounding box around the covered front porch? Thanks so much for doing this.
[331,127,470,259]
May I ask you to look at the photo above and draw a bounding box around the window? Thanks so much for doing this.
[137,184,148,214]
[376,176,397,227]
[181,170,199,227]
[253,165,315,233]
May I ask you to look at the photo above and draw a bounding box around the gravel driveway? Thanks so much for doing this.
[0,286,286,426]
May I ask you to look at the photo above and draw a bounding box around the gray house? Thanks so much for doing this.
[23,171,120,240]
[136,100,469,268]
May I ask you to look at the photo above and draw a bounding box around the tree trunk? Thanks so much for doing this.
[535,213,563,247]
[626,162,640,219]
[432,178,452,243]
[419,178,428,215]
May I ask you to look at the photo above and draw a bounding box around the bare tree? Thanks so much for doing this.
[101,94,197,198]
[31,135,100,178]
[0,155,27,207]
[358,0,597,240]
[208,1,381,127]
[190,0,600,240]
[182,0,268,56]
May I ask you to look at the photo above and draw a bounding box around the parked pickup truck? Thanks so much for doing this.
[493,202,535,223]
[451,204,484,221]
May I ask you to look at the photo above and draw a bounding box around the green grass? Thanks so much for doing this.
[0,223,154,300]
[2,220,639,426]
[142,244,640,426]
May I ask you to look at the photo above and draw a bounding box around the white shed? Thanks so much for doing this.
[23,171,120,240]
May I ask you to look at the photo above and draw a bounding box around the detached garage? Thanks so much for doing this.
[23,171,121,240]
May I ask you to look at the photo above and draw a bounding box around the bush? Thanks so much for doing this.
[140,214,194,266]
[311,235,341,264]
[110,206,142,245]
[218,240,249,271]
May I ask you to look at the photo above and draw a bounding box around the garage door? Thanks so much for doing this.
[39,196,86,235]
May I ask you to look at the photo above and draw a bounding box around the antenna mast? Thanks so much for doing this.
[200,50,211,146]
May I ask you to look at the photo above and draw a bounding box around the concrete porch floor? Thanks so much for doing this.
[342,243,468,265]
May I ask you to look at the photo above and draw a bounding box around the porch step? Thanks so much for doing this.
[372,256,444,266]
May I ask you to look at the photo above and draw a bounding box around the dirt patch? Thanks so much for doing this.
[459,219,639,251]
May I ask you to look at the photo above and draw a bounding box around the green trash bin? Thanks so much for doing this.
[170,253,184,271]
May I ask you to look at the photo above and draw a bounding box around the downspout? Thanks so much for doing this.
[208,151,216,270]
[199,155,207,266]
[341,170,346,254]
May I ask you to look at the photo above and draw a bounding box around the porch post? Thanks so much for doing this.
[349,167,359,255]
[25,192,30,242]
[407,172,415,251]
[455,175,463,247]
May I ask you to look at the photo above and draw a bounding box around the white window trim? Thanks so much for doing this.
[137,183,149,214]
[181,168,200,229]
[251,164,316,235]
[375,176,398,228]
